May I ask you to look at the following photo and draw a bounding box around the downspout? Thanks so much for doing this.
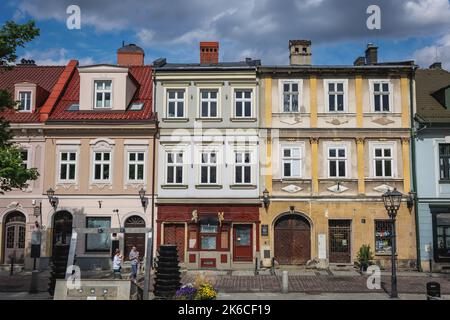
[409,66,422,272]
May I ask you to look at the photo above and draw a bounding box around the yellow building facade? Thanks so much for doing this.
[258,42,417,269]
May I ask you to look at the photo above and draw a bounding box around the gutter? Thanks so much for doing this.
[409,66,422,272]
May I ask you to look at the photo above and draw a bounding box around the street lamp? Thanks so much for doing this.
[139,188,147,208]
[382,187,403,298]
[46,188,58,210]
[262,188,270,209]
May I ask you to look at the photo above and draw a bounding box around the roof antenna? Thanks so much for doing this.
[122,40,125,47]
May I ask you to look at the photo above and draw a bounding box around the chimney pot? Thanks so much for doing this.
[200,42,219,64]
[289,40,312,65]
[365,43,378,65]
[117,43,145,66]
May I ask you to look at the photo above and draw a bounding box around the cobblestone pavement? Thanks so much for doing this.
[1,269,449,299]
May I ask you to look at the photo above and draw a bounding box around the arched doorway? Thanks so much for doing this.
[124,216,146,260]
[3,211,26,264]
[52,211,73,251]
[274,214,311,265]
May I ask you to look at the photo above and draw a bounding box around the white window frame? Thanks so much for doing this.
[58,151,77,183]
[324,79,348,113]
[92,151,112,183]
[127,151,146,183]
[94,80,113,109]
[199,88,220,118]
[166,89,186,118]
[281,146,303,178]
[199,150,219,185]
[279,80,302,113]
[369,80,393,113]
[370,142,396,178]
[234,151,252,184]
[165,150,184,185]
[327,146,348,178]
[233,89,253,118]
[19,148,30,169]
[18,91,33,112]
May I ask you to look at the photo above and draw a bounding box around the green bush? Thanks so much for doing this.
[357,244,374,271]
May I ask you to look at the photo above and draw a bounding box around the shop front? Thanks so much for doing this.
[157,204,260,270]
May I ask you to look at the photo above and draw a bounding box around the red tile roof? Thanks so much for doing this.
[0,65,65,123]
[48,65,153,122]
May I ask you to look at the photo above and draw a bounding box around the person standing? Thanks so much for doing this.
[113,249,123,279]
[129,246,139,283]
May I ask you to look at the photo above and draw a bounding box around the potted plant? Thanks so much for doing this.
[356,244,374,272]
[175,284,197,300]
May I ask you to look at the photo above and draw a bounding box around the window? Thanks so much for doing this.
[374,147,393,177]
[327,81,346,112]
[20,150,28,169]
[436,213,450,259]
[282,82,299,112]
[18,91,32,112]
[200,223,218,250]
[282,147,302,178]
[167,89,185,118]
[439,144,450,180]
[200,152,217,184]
[235,90,252,117]
[166,152,183,184]
[94,80,112,108]
[375,220,393,254]
[59,152,77,181]
[85,217,111,252]
[373,82,391,112]
[328,147,347,177]
[128,152,145,181]
[200,89,218,118]
[235,152,251,184]
[93,152,111,181]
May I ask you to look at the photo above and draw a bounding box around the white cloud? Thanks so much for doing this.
[413,34,450,69]
[404,0,450,25]
[137,29,155,44]
[21,47,94,66]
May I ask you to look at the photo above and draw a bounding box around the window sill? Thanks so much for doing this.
[318,112,356,116]
[161,184,188,189]
[162,118,189,122]
[230,118,257,122]
[195,118,223,122]
[195,184,223,189]
[230,184,257,190]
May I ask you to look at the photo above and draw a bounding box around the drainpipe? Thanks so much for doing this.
[409,66,422,272]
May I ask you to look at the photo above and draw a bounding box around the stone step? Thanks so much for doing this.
[0,264,24,272]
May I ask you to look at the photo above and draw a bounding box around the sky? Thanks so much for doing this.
[1,0,450,69]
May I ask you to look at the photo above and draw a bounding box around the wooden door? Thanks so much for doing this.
[163,224,185,262]
[233,224,253,261]
[124,216,146,261]
[3,212,26,264]
[329,220,352,263]
[274,215,311,265]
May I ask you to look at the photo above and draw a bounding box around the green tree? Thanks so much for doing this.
[0,20,40,193]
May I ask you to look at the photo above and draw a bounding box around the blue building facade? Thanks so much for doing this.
[414,64,450,272]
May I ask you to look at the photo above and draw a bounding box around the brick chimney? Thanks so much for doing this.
[289,40,312,65]
[200,42,219,64]
[117,43,145,66]
[365,43,378,65]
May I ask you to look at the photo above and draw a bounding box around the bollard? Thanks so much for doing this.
[10,255,14,276]
[29,270,39,294]
[281,270,288,293]
[254,257,259,275]
[426,282,441,300]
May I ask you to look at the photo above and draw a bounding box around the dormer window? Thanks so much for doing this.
[18,91,32,112]
[94,80,112,108]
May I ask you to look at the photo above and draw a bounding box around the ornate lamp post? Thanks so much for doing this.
[262,188,270,209]
[139,188,153,300]
[382,188,403,298]
[46,188,59,210]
